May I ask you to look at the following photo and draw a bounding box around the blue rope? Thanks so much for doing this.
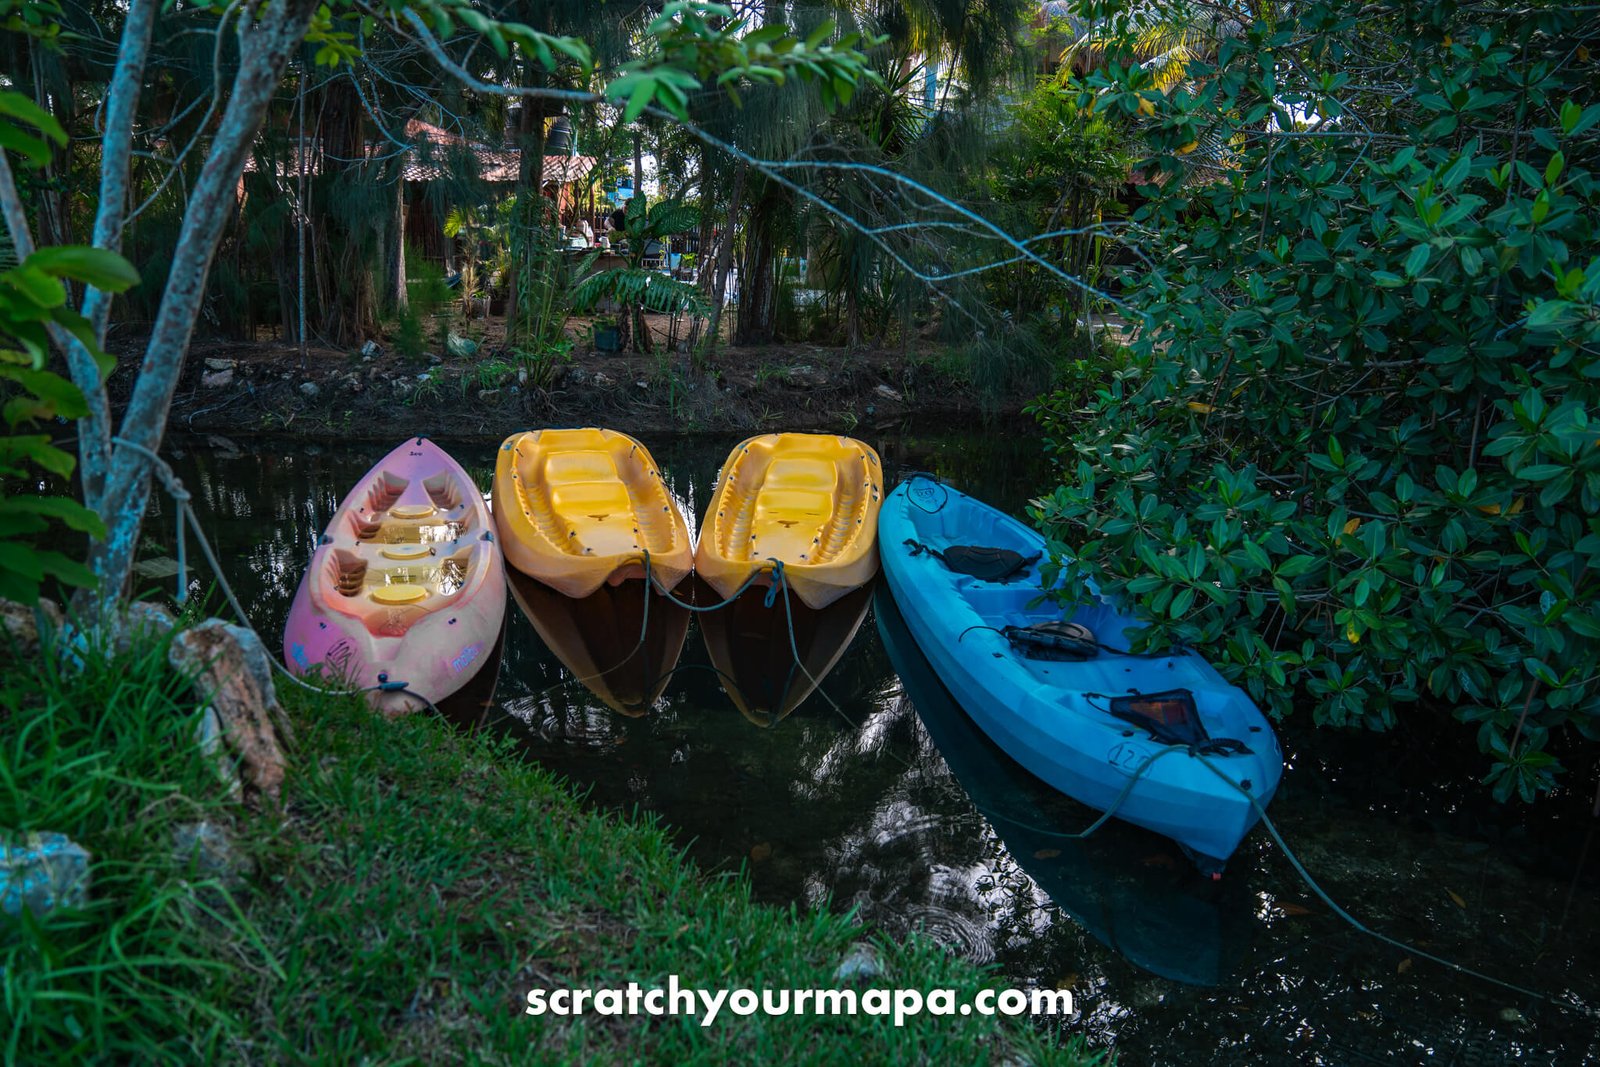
[1187,752,1595,1017]
[641,549,788,612]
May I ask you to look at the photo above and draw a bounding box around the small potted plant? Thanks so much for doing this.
[592,316,621,353]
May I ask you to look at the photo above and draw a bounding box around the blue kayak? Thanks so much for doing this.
[879,475,1283,873]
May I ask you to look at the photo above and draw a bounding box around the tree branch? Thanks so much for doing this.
[66,0,158,512]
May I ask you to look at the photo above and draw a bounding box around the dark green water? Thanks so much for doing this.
[143,432,1598,1065]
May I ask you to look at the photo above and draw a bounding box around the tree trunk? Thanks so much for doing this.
[62,0,158,514]
[702,165,746,355]
[735,210,775,346]
[383,174,407,311]
[507,65,547,339]
[81,0,321,617]
[311,75,372,346]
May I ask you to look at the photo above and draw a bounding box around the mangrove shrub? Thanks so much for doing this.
[1032,0,1600,799]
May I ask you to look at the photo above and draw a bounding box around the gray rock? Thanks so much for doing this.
[360,339,382,357]
[298,381,321,399]
[0,597,62,658]
[196,705,243,800]
[203,357,235,371]
[873,383,903,403]
[200,368,234,389]
[833,941,884,982]
[172,821,252,889]
[205,434,242,454]
[592,372,615,389]
[169,619,289,802]
[477,388,502,403]
[1,831,91,917]
[782,364,827,388]
[112,601,177,655]
[446,333,479,358]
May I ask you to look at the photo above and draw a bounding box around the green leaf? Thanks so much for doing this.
[1404,244,1431,278]
[0,495,105,536]
[3,264,67,308]
[0,365,87,422]
[0,122,53,168]
[24,246,140,292]
[32,549,98,589]
[0,89,66,145]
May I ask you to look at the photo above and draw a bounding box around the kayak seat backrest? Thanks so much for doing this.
[422,472,470,528]
[327,549,366,598]
[907,539,1040,584]
[814,450,873,564]
[363,471,407,516]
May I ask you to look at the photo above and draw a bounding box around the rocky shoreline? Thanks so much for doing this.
[114,336,1018,442]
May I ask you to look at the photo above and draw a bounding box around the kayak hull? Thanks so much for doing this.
[879,477,1282,870]
[493,427,694,713]
[283,437,506,713]
[694,433,882,722]
[876,585,1238,985]
[494,427,692,597]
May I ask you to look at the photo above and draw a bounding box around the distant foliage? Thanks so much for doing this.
[1033,0,1599,799]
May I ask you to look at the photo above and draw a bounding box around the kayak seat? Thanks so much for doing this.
[905,538,1040,583]
[745,457,838,563]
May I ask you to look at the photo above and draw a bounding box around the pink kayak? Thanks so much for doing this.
[283,437,506,714]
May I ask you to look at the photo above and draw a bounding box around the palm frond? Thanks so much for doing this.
[571,267,708,316]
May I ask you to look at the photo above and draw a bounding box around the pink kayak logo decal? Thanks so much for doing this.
[451,643,482,674]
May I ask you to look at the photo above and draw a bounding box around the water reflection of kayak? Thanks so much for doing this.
[876,584,1237,986]
[695,577,873,726]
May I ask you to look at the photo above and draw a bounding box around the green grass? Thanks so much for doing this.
[2,622,1102,1064]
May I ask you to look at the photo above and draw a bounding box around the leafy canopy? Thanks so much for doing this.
[1034,0,1600,800]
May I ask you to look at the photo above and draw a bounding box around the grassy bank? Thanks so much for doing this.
[2,621,1098,1064]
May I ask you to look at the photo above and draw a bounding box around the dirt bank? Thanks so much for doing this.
[110,330,1019,442]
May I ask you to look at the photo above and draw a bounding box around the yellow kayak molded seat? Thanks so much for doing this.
[697,433,882,610]
[493,428,693,598]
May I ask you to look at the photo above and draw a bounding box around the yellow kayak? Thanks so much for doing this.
[493,428,694,716]
[695,432,883,610]
[493,428,693,596]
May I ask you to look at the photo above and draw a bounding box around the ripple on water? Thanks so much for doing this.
[896,904,995,965]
